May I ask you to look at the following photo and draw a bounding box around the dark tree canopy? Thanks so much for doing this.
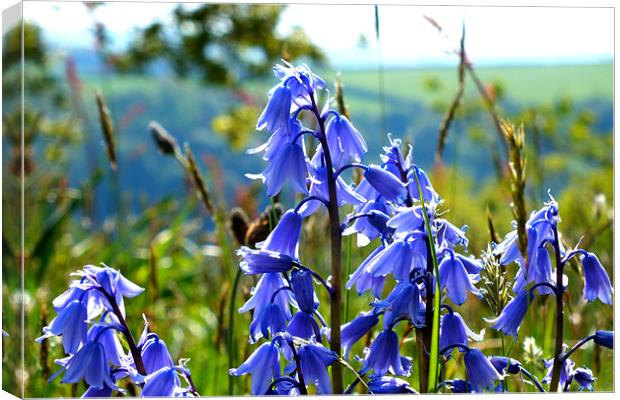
[108,4,324,85]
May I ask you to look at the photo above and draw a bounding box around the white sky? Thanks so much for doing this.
[22,1,614,67]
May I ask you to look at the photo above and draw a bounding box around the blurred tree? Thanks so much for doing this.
[105,4,324,85]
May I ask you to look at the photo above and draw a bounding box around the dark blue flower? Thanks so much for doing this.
[141,366,185,397]
[287,310,320,340]
[258,303,288,340]
[343,202,392,246]
[436,219,469,250]
[364,164,407,203]
[438,251,480,305]
[489,356,522,375]
[341,311,379,359]
[368,376,416,394]
[380,282,422,329]
[444,379,470,393]
[262,210,303,256]
[36,299,88,354]
[229,342,280,395]
[256,84,292,133]
[326,113,367,162]
[593,330,613,349]
[387,206,425,235]
[489,289,533,337]
[346,245,387,297]
[581,252,613,304]
[463,348,502,392]
[406,165,440,204]
[291,269,318,313]
[59,341,119,390]
[360,329,411,377]
[239,273,295,343]
[82,369,128,397]
[140,333,174,375]
[440,311,483,351]
[86,324,126,367]
[297,342,337,394]
[574,367,595,391]
[238,249,297,275]
[542,357,575,389]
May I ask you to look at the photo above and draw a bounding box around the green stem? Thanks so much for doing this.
[344,234,353,322]
[227,267,242,395]
[413,167,441,393]
[549,226,565,392]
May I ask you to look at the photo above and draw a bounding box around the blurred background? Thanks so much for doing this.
[2,2,613,396]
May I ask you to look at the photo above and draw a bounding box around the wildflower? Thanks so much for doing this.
[86,324,126,367]
[367,376,416,394]
[59,341,119,390]
[290,269,318,313]
[542,357,575,389]
[36,299,88,354]
[256,84,292,133]
[237,249,297,275]
[248,140,308,197]
[489,356,522,375]
[490,289,533,337]
[407,165,440,204]
[80,264,145,317]
[343,202,392,246]
[53,286,105,320]
[229,342,280,395]
[326,113,367,162]
[581,252,613,304]
[82,369,127,397]
[140,333,175,374]
[444,379,470,393]
[272,63,325,106]
[387,206,425,235]
[297,342,338,394]
[436,219,469,250]
[287,310,321,340]
[574,367,595,391]
[341,311,379,358]
[593,330,613,349]
[345,245,387,297]
[380,282,422,328]
[141,366,185,397]
[363,164,407,202]
[360,329,412,377]
[463,348,502,392]
[239,273,295,343]
[440,310,484,351]
[438,251,480,305]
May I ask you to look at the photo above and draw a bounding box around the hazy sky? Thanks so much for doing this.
[23,1,614,67]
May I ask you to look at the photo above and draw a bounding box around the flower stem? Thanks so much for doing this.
[309,93,344,394]
[561,335,595,363]
[550,225,565,392]
[99,289,146,376]
[227,267,242,395]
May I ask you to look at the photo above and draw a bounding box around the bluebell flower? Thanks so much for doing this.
[229,342,280,395]
[59,340,119,390]
[272,63,325,107]
[287,310,320,340]
[261,210,303,256]
[368,238,413,281]
[299,162,365,216]
[593,330,613,349]
[140,333,174,374]
[463,348,502,392]
[238,249,297,275]
[380,282,422,329]
[489,356,522,375]
[341,311,379,359]
[436,219,469,250]
[489,289,534,337]
[581,252,613,304]
[36,299,88,354]
[440,311,484,351]
[368,376,416,394]
[248,139,308,197]
[297,342,338,394]
[360,329,411,377]
[455,253,483,274]
[346,245,387,297]
[82,369,127,398]
[438,251,480,305]
[141,366,185,397]
[239,273,295,343]
[574,367,595,391]
[291,269,318,313]
[326,113,367,162]
[53,286,104,320]
[542,357,575,389]
[86,324,126,367]
[256,84,292,133]
[444,379,470,393]
[343,201,392,246]
[80,264,145,317]
[363,164,407,203]
[406,165,440,204]
[258,303,288,340]
[387,206,425,235]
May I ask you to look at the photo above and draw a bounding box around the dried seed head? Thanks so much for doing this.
[229,207,250,246]
[95,91,117,171]
[149,120,178,156]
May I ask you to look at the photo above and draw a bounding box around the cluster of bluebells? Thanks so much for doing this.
[488,194,614,391]
[36,264,197,397]
[233,62,510,394]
